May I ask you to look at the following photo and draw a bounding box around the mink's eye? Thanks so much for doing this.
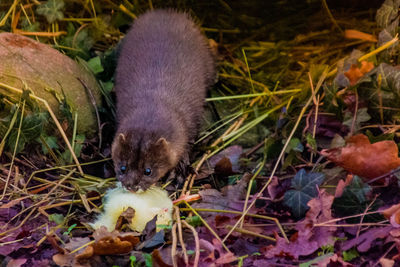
[120,165,127,174]
[144,168,152,176]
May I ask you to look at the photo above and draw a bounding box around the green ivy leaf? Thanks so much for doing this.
[284,137,304,153]
[143,253,153,267]
[283,169,325,218]
[343,107,370,131]
[332,176,377,220]
[306,133,317,151]
[376,0,400,36]
[343,248,359,262]
[36,0,64,24]
[61,134,85,163]
[49,213,64,225]
[41,135,59,154]
[87,56,104,75]
[7,112,48,153]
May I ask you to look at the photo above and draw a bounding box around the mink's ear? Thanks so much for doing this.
[154,137,179,166]
[155,137,169,150]
[118,133,126,143]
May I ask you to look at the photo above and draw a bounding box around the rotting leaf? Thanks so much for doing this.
[91,236,133,255]
[344,61,374,86]
[342,226,392,252]
[115,207,135,231]
[72,228,140,260]
[265,190,336,259]
[321,134,400,180]
[381,203,400,226]
[283,169,325,218]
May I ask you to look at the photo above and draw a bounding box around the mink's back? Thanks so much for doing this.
[115,10,215,140]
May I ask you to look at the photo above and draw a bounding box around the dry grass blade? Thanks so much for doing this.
[222,67,329,243]
[0,82,83,174]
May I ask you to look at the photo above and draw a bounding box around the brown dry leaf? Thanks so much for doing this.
[92,236,133,255]
[380,258,395,267]
[381,203,400,226]
[152,249,173,267]
[115,207,135,230]
[321,134,400,179]
[52,253,90,267]
[0,196,30,209]
[6,259,26,267]
[344,29,377,42]
[334,175,353,198]
[344,61,374,85]
[73,227,140,260]
[75,246,94,260]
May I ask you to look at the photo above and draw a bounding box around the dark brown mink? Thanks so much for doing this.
[111,9,215,192]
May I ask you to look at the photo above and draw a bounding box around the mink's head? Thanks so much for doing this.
[111,131,179,192]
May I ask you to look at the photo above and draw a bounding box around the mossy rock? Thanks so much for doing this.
[0,33,102,137]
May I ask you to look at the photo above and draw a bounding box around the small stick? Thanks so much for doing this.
[225,225,275,241]
[171,223,178,267]
[182,220,200,267]
[174,207,188,265]
[183,200,230,253]
[13,30,67,37]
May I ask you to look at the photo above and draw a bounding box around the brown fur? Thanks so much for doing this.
[112,9,215,191]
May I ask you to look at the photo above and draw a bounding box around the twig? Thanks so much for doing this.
[182,220,200,267]
[13,30,67,37]
[183,200,230,253]
[174,207,188,265]
[225,225,275,241]
[356,194,378,238]
[179,207,287,241]
[77,78,102,150]
[350,89,358,136]
[321,0,343,33]
[171,223,178,267]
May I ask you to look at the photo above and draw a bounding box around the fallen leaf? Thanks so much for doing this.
[344,61,374,85]
[283,169,325,218]
[199,238,237,265]
[381,203,400,226]
[75,246,94,260]
[0,196,30,209]
[332,175,373,218]
[334,175,353,198]
[6,258,27,267]
[194,173,254,213]
[380,258,395,267]
[308,114,349,138]
[264,190,335,259]
[342,226,392,252]
[206,145,243,175]
[115,207,135,230]
[152,249,173,267]
[321,134,400,180]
